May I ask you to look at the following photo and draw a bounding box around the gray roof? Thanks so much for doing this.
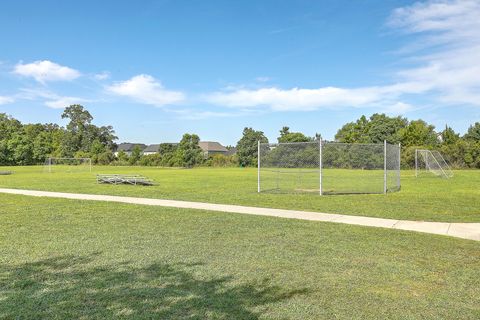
[225,147,237,156]
[143,144,160,152]
[116,143,147,152]
[199,141,228,152]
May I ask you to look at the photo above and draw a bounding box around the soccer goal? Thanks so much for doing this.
[44,157,92,173]
[415,149,453,178]
[258,140,401,195]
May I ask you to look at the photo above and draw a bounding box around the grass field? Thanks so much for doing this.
[0,193,479,319]
[0,166,479,222]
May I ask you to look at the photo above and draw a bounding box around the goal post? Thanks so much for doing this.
[258,140,400,195]
[415,149,453,178]
[44,157,92,173]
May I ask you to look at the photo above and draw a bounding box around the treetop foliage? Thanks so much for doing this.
[236,128,268,167]
[277,126,311,143]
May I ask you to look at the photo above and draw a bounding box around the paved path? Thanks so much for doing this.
[1,188,479,241]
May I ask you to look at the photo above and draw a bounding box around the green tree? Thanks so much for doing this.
[335,114,407,144]
[61,105,117,155]
[440,125,459,145]
[116,150,129,163]
[277,126,310,143]
[399,120,438,147]
[129,145,142,165]
[464,122,480,142]
[0,114,23,165]
[158,143,179,166]
[335,115,370,143]
[176,134,203,167]
[236,128,268,167]
[61,105,93,154]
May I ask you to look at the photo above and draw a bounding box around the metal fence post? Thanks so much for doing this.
[319,138,322,195]
[415,149,418,177]
[398,143,401,190]
[384,140,387,194]
[257,140,260,193]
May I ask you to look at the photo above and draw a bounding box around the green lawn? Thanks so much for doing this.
[0,193,479,319]
[0,166,479,222]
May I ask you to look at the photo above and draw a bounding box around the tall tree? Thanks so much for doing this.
[464,122,480,142]
[399,120,438,147]
[0,114,24,165]
[176,134,203,167]
[129,145,142,165]
[236,127,268,167]
[440,125,460,145]
[335,114,407,144]
[61,105,93,154]
[61,105,117,155]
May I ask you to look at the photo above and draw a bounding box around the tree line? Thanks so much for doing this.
[1,106,479,168]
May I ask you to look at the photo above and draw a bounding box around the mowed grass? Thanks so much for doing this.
[0,193,479,319]
[0,166,479,222]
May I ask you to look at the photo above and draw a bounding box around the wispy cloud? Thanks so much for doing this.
[206,0,480,112]
[106,74,185,107]
[388,0,480,106]
[383,101,415,115]
[0,95,14,105]
[173,109,240,120]
[206,87,386,111]
[13,60,81,83]
[255,76,271,83]
[93,71,110,81]
[18,88,90,109]
[44,96,91,109]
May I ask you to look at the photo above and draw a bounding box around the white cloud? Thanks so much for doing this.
[17,88,90,109]
[0,96,14,105]
[255,76,271,83]
[44,96,90,109]
[206,87,386,111]
[383,102,414,115]
[13,60,81,83]
[106,74,185,107]
[173,109,239,120]
[204,1,480,112]
[388,0,480,106]
[94,71,110,80]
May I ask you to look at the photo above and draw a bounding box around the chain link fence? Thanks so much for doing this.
[258,141,400,194]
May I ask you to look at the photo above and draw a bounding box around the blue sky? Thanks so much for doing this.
[0,0,479,145]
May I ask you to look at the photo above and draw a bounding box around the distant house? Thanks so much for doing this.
[199,141,228,158]
[225,147,237,156]
[143,144,160,155]
[114,143,146,156]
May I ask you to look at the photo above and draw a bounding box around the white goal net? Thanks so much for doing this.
[415,149,453,178]
[258,140,401,195]
[44,157,92,173]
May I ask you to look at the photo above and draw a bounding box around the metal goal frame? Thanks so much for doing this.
[44,157,92,173]
[415,149,453,178]
[258,140,401,195]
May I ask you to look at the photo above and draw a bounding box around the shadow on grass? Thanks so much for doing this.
[0,254,308,319]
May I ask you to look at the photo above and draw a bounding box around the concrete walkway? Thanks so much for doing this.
[1,188,479,241]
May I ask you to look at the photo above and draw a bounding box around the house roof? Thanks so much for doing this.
[143,144,160,152]
[199,141,228,152]
[116,143,147,152]
[225,147,237,156]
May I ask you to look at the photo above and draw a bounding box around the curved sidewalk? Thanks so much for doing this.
[0,188,479,241]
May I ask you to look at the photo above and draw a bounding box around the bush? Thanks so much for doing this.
[205,154,238,167]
